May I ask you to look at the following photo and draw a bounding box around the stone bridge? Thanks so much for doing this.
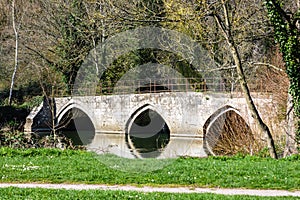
[25,92,278,159]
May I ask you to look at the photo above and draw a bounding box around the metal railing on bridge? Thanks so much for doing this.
[51,78,272,97]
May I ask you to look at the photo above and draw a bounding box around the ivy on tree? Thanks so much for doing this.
[264,0,300,146]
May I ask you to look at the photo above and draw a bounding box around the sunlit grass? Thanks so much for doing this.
[94,153,175,173]
[1,148,300,190]
[0,187,298,200]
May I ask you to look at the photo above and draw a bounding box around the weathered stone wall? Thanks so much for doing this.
[55,93,274,134]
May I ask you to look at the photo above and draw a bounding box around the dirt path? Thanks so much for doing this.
[1,183,300,197]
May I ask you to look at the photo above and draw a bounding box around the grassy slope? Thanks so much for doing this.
[0,148,300,190]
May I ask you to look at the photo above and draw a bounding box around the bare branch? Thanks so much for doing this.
[249,62,284,72]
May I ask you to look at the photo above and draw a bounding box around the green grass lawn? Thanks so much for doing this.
[1,148,300,190]
[0,187,298,200]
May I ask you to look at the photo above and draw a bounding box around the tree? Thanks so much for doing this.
[164,0,278,92]
[264,0,300,155]
[24,0,97,94]
[8,0,19,105]
[7,0,30,105]
[26,0,131,94]
[0,0,39,104]
[161,0,278,157]
[0,0,11,90]
[208,0,277,158]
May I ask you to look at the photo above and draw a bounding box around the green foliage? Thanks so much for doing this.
[0,81,44,106]
[0,104,83,150]
[0,131,36,149]
[100,49,204,94]
[19,96,43,110]
[264,0,300,143]
[52,0,97,91]
[0,129,84,150]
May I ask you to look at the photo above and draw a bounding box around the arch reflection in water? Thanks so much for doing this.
[126,108,170,158]
[58,108,95,145]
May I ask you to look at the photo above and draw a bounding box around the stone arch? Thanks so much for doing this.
[203,105,254,156]
[56,103,96,145]
[56,101,94,126]
[125,104,171,158]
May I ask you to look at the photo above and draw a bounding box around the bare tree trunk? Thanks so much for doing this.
[214,1,278,158]
[8,0,18,106]
[284,92,298,156]
[50,86,57,139]
[229,40,278,159]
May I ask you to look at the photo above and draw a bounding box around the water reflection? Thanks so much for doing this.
[126,109,170,158]
[58,108,95,145]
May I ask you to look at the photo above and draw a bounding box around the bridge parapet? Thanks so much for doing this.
[52,77,272,97]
